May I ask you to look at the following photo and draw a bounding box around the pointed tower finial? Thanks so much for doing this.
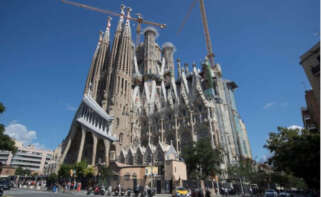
[177,58,182,78]
[98,31,103,43]
[123,7,132,37]
[192,62,196,68]
[103,17,112,43]
[184,63,189,73]
[126,7,132,17]
[116,4,126,32]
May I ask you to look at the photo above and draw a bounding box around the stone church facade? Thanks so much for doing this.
[59,5,252,170]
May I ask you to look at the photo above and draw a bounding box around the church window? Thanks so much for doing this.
[121,78,124,94]
[117,77,120,93]
[119,133,124,145]
[116,118,120,127]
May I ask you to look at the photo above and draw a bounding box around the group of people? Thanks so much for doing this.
[62,181,82,191]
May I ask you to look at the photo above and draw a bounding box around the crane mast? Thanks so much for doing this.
[199,0,215,67]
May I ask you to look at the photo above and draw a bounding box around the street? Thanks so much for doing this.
[3,189,87,197]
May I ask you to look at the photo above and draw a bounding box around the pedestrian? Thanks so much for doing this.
[205,189,210,197]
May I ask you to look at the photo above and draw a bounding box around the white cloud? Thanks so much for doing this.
[66,104,77,112]
[263,102,275,109]
[5,123,37,145]
[288,125,303,130]
[4,122,46,149]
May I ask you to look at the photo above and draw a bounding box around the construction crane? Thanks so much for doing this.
[61,0,166,46]
[178,0,215,67]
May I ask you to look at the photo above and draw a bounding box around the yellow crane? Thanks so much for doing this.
[178,0,215,67]
[61,0,167,46]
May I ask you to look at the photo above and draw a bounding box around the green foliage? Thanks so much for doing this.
[47,173,58,186]
[84,166,95,177]
[227,157,256,182]
[15,167,24,175]
[58,164,73,178]
[15,167,31,176]
[58,160,96,180]
[74,160,89,178]
[264,127,320,190]
[98,165,113,177]
[270,171,307,190]
[0,102,17,153]
[182,138,223,180]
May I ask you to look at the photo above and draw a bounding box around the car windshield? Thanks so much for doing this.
[177,187,186,190]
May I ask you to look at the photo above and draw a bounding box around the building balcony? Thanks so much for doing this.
[308,124,317,131]
[12,156,42,163]
[311,64,320,77]
[304,114,311,120]
[11,161,41,167]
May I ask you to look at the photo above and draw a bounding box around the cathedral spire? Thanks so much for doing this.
[103,17,112,43]
[123,7,132,38]
[116,4,125,32]
[84,31,103,96]
[177,58,182,79]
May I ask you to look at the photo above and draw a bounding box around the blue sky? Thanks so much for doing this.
[0,0,319,161]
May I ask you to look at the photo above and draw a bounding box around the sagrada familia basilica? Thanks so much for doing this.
[57,5,252,172]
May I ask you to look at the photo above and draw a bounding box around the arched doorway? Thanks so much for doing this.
[96,138,106,164]
[82,131,94,164]
[64,125,83,164]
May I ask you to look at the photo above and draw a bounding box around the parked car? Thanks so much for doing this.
[264,189,278,197]
[279,191,293,197]
[0,186,3,197]
[0,178,10,190]
[175,187,190,197]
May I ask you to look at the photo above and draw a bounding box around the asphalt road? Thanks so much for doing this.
[3,189,87,197]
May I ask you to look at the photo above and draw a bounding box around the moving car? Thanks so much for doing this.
[264,189,278,197]
[175,187,190,197]
[279,191,293,197]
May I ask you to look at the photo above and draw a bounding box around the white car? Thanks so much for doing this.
[279,191,292,197]
[264,189,278,197]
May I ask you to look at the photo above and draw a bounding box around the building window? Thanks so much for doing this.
[119,133,124,145]
[124,174,130,181]
[116,118,120,127]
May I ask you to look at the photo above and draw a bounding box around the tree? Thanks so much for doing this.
[227,157,256,182]
[98,165,113,185]
[58,164,73,179]
[15,166,31,176]
[74,160,88,179]
[264,127,320,190]
[47,173,58,188]
[0,102,17,153]
[182,138,223,180]
[15,167,25,176]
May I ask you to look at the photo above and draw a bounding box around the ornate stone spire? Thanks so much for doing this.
[84,31,103,96]
[184,63,189,73]
[123,7,132,38]
[103,17,112,43]
[177,58,182,79]
[116,4,125,32]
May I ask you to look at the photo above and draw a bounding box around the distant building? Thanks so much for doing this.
[0,141,53,175]
[0,166,16,177]
[300,42,320,132]
[43,145,62,176]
